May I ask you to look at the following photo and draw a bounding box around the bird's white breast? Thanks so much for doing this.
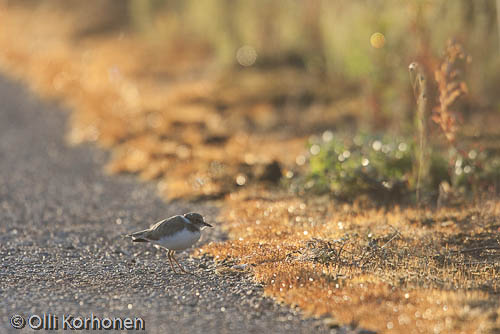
[154,228,201,251]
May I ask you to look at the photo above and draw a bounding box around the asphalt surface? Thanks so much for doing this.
[0,76,344,333]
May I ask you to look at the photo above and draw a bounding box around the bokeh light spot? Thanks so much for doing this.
[296,155,306,166]
[236,174,247,186]
[236,45,257,66]
[370,32,385,48]
[310,144,320,155]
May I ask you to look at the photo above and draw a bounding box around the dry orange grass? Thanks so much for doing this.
[1,4,499,334]
[201,189,499,333]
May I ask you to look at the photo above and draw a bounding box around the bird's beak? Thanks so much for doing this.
[203,221,213,228]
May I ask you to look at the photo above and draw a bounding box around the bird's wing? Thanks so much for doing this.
[143,215,188,241]
[126,218,170,240]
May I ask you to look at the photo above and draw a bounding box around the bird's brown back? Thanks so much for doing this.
[143,215,198,241]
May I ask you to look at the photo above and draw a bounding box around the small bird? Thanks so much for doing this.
[127,213,212,274]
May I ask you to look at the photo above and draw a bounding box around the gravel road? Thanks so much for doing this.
[0,76,344,333]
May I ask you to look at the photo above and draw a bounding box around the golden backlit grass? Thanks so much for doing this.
[201,189,499,333]
[0,4,499,334]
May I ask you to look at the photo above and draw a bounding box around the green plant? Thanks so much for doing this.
[307,133,415,200]
[306,130,500,202]
[450,148,500,192]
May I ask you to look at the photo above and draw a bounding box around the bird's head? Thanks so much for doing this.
[184,212,212,228]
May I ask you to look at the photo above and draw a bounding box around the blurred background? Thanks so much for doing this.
[2,0,500,202]
[64,0,500,112]
[16,0,500,118]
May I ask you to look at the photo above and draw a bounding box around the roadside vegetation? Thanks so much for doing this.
[0,1,499,333]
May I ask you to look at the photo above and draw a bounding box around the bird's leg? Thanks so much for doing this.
[171,251,192,275]
[167,250,178,274]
